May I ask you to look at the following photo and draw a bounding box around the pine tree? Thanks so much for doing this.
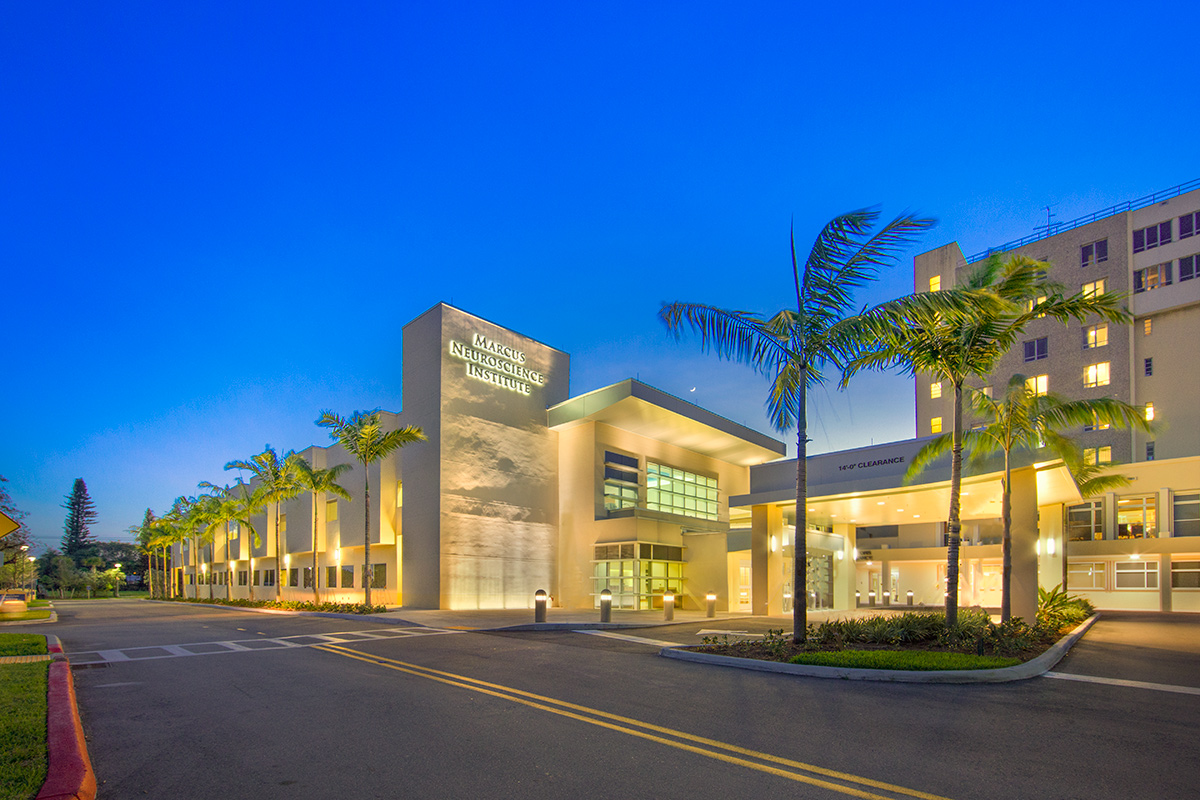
[62,478,99,565]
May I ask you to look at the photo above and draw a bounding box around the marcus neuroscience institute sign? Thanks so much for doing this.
[448,333,548,396]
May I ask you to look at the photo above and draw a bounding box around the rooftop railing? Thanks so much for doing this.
[965,178,1200,263]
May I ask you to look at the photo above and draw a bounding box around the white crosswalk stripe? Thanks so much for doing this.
[68,627,462,664]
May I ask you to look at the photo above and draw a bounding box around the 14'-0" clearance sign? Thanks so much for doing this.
[449,333,547,396]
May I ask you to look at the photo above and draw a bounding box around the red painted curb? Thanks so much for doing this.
[36,661,97,800]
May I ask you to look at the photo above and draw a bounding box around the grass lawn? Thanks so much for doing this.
[27,600,50,609]
[50,590,150,601]
[0,633,49,800]
[0,610,52,623]
[788,650,1022,671]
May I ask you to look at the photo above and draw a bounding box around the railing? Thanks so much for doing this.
[965,179,1200,263]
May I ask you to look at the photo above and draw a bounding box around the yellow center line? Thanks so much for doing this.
[315,644,955,800]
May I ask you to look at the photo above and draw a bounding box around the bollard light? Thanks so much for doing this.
[907,589,914,606]
[868,590,876,606]
[534,588,548,623]
[663,592,675,622]
[706,592,716,618]
[883,590,891,606]
[855,590,861,607]
[599,589,612,623]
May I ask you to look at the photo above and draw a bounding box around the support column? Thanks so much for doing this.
[751,505,782,616]
[1010,467,1040,624]
[1160,554,1172,612]
[832,523,856,611]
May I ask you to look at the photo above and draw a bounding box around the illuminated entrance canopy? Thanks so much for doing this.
[449,332,548,396]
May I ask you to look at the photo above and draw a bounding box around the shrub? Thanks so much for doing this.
[788,649,1021,671]
[169,597,386,614]
[1037,584,1094,631]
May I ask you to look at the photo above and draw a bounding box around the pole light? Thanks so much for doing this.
[599,589,612,623]
[534,589,547,623]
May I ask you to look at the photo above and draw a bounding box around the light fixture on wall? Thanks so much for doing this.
[770,536,777,553]
[1047,538,1056,556]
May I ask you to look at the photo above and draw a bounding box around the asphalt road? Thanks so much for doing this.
[42,600,1200,799]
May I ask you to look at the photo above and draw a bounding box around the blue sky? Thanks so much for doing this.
[4,2,1198,552]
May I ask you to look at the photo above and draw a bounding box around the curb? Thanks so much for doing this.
[659,614,1101,684]
[37,635,97,800]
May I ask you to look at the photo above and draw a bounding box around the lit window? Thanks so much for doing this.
[646,462,718,521]
[931,417,942,434]
[1134,263,1173,293]
[1024,296,1047,316]
[1083,446,1112,466]
[981,386,992,398]
[929,275,941,292]
[1133,221,1172,253]
[1144,318,1152,336]
[1083,414,1110,432]
[1145,403,1155,421]
[326,500,338,522]
[1024,337,1048,362]
[1025,375,1048,396]
[930,381,942,399]
[1080,239,1108,267]
[1084,324,1108,349]
[1067,501,1104,542]
[1082,279,1106,298]
[1085,362,1110,388]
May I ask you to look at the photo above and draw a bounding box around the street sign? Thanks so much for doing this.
[0,511,19,538]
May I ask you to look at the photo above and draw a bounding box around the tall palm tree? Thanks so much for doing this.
[316,410,425,607]
[225,446,301,600]
[906,375,1151,620]
[198,481,265,600]
[844,254,1130,625]
[287,454,353,604]
[660,209,937,641]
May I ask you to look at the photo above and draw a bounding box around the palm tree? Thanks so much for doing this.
[287,454,353,604]
[316,410,425,607]
[844,254,1130,625]
[906,374,1151,620]
[660,209,937,641]
[198,481,265,600]
[225,446,301,600]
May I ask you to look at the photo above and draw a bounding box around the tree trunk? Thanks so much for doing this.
[945,380,965,627]
[792,376,808,643]
[275,502,282,601]
[1000,453,1013,621]
[364,464,372,608]
[313,493,320,606]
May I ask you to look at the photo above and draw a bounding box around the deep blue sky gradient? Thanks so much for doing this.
[4,2,1198,552]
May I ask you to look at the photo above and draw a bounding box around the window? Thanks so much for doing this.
[1144,318,1153,335]
[253,570,260,586]
[646,462,718,521]
[1083,413,1110,432]
[1144,358,1153,377]
[1134,262,1173,293]
[592,542,685,610]
[1068,561,1105,589]
[361,564,387,589]
[1082,279,1105,298]
[396,480,403,508]
[603,451,640,512]
[1067,501,1104,541]
[325,566,337,588]
[1181,212,1198,240]
[1173,561,1200,588]
[928,275,941,292]
[1173,493,1200,537]
[341,565,354,588]
[326,500,338,521]
[1181,254,1199,281]
[1084,446,1112,466]
[1084,324,1108,349]
[930,417,942,434]
[604,481,638,512]
[303,567,313,589]
[1115,560,1158,589]
[1025,374,1048,396]
[238,570,247,586]
[288,568,298,587]
[264,569,276,587]
[980,386,992,398]
[1085,362,1110,388]
[1080,239,1108,267]
[930,381,942,399]
[1117,495,1157,539]
[1146,441,1155,461]
[1145,402,1155,421]
[1024,337,1048,362]
[1133,221,1172,253]
[1024,296,1047,316]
